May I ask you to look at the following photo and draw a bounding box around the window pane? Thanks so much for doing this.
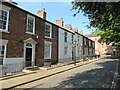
[0,10,8,30]
[44,44,51,58]
[64,47,67,55]
[64,32,67,42]
[0,45,5,65]
[27,16,34,33]
[45,24,51,38]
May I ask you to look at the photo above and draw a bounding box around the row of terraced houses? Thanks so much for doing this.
[0,1,95,76]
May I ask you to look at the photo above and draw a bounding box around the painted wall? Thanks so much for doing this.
[74,33,83,60]
[0,58,24,76]
[58,28,73,63]
[58,28,83,63]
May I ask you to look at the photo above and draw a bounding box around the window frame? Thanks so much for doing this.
[0,45,6,65]
[64,31,67,42]
[26,14,35,34]
[45,22,52,38]
[0,4,11,32]
[44,41,52,59]
[64,46,68,56]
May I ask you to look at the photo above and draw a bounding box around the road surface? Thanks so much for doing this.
[22,57,118,88]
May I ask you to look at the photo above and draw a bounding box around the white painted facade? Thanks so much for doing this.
[58,28,74,63]
[58,28,83,63]
[73,33,83,60]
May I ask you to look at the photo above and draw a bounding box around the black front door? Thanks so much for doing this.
[26,48,32,67]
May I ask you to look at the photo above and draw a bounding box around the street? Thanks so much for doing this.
[22,57,118,89]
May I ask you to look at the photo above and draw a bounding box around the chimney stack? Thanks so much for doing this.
[72,28,78,32]
[36,8,46,19]
[79,30,83,35]
[56,18,64,27]
[65,24,72,30]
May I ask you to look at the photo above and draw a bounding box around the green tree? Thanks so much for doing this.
[71,1,120,46]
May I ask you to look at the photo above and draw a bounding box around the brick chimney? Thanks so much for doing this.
[56,18,64,27]
[79,30,83,35]
[36,8,46,19]
[72,28,78,32]
[65,24,72,30]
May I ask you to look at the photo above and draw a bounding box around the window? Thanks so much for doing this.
[64,32,67,42]
[89,41,91,47]
[44,42,52,59]
[0,5,10,32]
[78,36,79,43]
[26,15,35,34]
[92,42,95,47]
[83,48,85,55]
[64,47,68,55]
[72,34,74,44]
[78,46,80,55]
[84,38,86,45]
[45,23,52,38]
[0,45,6,65]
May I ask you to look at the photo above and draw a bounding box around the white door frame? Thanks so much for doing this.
[23,38,37,67]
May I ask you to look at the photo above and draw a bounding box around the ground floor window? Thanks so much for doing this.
[44,42,52,59]
[64,47,68,56]
[0,45,6,65]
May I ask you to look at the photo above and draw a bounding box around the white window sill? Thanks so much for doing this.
[26,32,35,35]
[45,36,52,39]
[44,57,51,59]
[0,30,10,33]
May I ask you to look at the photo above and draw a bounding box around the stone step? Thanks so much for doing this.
[23,66,39,71]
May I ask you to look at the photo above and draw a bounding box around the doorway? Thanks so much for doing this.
[26,48,32,67]
[72,47,76,61]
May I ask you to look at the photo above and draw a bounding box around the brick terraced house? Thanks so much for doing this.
[0,1,95,76]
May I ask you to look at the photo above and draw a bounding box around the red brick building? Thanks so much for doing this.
[0,1,58,73]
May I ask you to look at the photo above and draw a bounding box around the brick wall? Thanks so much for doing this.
[1,2,58,66]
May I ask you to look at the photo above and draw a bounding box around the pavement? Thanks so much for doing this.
[1,58,101,89]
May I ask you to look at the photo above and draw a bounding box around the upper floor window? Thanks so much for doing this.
[0,5,10,32]
[78,36,80,43]
[45,23,52,38]
[89,41,91,47]
[84,38,86,45]
[64,32,67,42]
[72,34,74,44]
[26,14,35,34]
[92,42,95,47]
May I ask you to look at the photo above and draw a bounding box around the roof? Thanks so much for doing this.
[84,34,98,37]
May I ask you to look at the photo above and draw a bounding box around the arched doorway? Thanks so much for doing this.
[23,38,37,67]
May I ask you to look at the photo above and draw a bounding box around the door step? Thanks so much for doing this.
[22,66,39,72]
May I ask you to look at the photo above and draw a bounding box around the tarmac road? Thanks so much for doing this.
[27,57,118,89]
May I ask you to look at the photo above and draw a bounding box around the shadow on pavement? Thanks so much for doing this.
[53,58,118,88]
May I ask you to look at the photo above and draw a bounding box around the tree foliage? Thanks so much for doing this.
[71,1,120,46]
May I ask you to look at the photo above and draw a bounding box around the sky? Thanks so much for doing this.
[13,0,95,34]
